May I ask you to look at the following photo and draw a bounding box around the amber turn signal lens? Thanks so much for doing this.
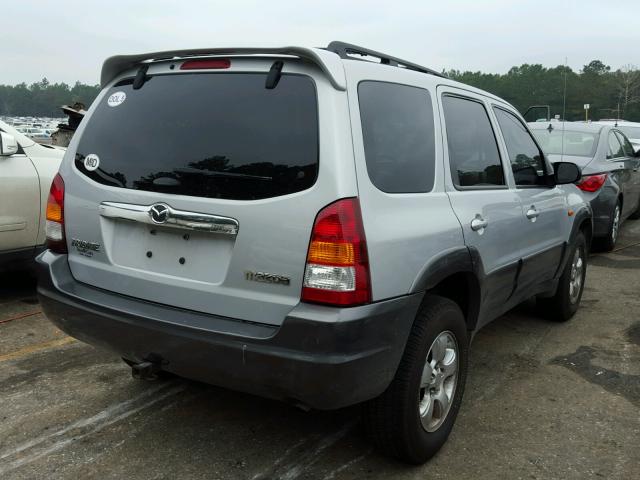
[307,241,354,265]
[46,203,62,222]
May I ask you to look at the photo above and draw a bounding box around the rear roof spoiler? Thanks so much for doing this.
[100,46,346,90]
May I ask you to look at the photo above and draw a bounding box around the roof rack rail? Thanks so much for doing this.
[326,41,446,78]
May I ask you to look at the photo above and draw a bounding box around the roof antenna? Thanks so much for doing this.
[560,56,568,162]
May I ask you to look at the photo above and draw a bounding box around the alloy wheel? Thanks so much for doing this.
[419,331,459,432]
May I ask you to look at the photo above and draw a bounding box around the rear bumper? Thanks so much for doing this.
[37,251,422,409]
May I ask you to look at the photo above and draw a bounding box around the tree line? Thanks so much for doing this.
[1,60,639,121]
[0,79,100,117]
[448,60,639,122]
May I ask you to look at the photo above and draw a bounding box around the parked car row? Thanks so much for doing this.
[0,120,64,270]
[4,42,638,465]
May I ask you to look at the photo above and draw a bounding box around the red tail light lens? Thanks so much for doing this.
[576,173,607,192]
[302,198,371,306]
[45,173,67,253]
[180,59,231,70]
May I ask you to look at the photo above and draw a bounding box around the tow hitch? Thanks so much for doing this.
[126,357,164,381]
[131,361,161,380]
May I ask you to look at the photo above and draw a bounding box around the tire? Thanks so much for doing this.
[362,295,469,464]
[595,201,621,252]
[537,231,587,322]
[630,199,640,220]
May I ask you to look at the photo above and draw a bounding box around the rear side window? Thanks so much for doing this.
[75,73,318,200]
[358,81,435,193]
[607,132,624,159]
[493,107,547,186]
[442,95,505,188]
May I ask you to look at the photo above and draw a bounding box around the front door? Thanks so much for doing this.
[491,106,567,294]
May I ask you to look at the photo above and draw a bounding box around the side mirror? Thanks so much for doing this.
[0,132,19,156]
[553,161,581,185]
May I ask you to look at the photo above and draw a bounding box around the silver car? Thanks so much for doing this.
[530,122,640,251]
[37,42,591,464]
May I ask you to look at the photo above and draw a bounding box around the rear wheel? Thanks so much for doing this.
[537,231,587,322]
[596,201,621,252]
[363,295,468,464]
[630,198,640,220]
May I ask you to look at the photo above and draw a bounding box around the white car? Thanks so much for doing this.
[0,120,64,270]
[593,120,640,152]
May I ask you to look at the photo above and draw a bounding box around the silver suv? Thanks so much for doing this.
[37,42,591,464]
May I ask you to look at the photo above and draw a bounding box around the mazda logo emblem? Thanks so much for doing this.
[149,204,170,224]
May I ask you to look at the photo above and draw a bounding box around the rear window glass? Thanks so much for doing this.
[531,129,598,157]
[618,126,640,139]
[75,73,318,200]
[358,81,435,193]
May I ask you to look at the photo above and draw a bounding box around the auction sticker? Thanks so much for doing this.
[107,91,126,107]
[84,154,100,171]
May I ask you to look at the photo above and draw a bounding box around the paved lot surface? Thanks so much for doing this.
[1,222,639,480]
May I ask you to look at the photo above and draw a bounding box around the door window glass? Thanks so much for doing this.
[442,95,505,188]
[493,108,547,186]
[614,131,634,157]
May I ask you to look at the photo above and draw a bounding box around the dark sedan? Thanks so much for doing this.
[530,122,640,251]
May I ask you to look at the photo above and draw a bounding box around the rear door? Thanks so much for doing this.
[491,106,567,293]
[438,87,523,325]
[614,130,640,214]
[607,131,636,218]
[61,59,356,326]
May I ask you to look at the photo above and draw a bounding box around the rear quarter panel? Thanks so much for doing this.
[344,63,465,301]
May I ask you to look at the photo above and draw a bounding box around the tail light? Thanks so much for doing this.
[302,198,371,306]
[576,173,607,192]
[45,173,67,253]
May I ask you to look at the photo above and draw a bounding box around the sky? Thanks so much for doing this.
[2,0,638,85]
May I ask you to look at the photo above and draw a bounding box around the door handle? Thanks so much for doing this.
[470,215,488,232]
[526,206,540,221]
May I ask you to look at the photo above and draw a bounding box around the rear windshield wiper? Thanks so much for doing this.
[133,64,150,90]
[265,61,284,89]
[174,167,272,181]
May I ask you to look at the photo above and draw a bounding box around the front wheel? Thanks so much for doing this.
[362,295,468,464]
[537,231,587,322]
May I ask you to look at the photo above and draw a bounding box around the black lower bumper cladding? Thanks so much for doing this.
[37,251,422,410]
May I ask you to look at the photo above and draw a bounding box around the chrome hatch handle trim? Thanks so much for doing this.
[99,201,239,235]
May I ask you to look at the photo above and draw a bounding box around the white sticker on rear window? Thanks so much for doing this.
[107,91,126,107]
[84,154,100,171]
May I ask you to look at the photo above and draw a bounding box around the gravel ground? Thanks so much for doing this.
[1,221,639,479]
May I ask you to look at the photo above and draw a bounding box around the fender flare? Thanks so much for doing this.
[409,246,474,293]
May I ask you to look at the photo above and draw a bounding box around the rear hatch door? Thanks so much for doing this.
[61,60,353,326]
